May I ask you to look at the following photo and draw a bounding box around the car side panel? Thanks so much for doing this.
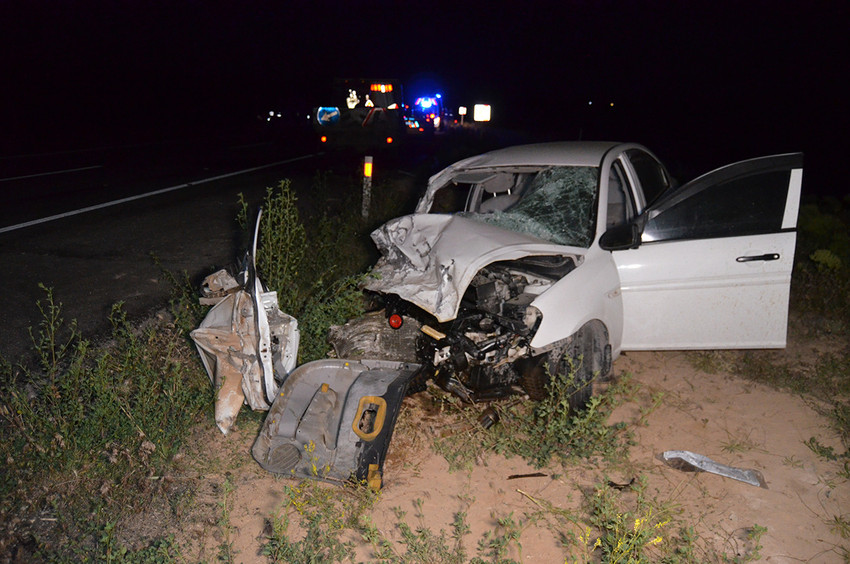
[614,231,796,349]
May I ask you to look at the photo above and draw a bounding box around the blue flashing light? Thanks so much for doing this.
[416,97,435,109]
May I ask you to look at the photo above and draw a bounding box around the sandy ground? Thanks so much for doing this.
[160,343,849,563]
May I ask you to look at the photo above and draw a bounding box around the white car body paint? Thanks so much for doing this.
[367,142,802,373]
[527,245,624,353]
[615,231,797,349]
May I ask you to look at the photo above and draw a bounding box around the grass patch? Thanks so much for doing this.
[262,479,379,563]
[260,472,773,563]
[0,286,211,558]
[431,368,637,472]
[236,175,412,363]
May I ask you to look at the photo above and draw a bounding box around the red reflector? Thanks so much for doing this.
[388,314,403,329]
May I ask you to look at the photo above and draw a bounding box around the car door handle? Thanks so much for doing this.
[736,253,780,262]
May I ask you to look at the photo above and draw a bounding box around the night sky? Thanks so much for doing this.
[2,1,847,193]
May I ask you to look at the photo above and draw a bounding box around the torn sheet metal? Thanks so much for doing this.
[199,269,241,305]
[252,359,420,489]
[365,213,580,322]
[660,450,768,489]
[191,290,261,433]
[191,211,299,434]
[192,276,299,433]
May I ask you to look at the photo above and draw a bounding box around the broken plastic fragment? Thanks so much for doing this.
[199,269,241,305]
[660,450,767,489]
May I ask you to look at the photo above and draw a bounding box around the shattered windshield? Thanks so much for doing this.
[461,166,599,247]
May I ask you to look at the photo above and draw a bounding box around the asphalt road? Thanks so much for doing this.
[0,125,521,363]
[0,138,330,362]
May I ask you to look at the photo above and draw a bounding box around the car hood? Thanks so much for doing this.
[365,213,582,322]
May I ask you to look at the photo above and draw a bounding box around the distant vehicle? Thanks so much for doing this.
[404,94,445,133]
[312,78,403,149]
[340,142,803,407]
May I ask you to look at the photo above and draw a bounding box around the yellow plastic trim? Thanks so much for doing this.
[352,396,387,441]
[367,463,382,491]
[420,324,446,340]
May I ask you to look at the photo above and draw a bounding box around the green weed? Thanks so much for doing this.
[584,477,670,562]
[720,430,759,454]
[95,521,183,563]
[239,180,368,363]
[262,478,378,563]
[0,287,210,559]
[217,475,236,563]
[389,501,471,563]
[432,368,635,471]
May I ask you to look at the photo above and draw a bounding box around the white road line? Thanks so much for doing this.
[0,154,315,234]
[0,165,103,182]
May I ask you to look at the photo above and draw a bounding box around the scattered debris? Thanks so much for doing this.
[252,359,420,490]
[199,269,240,305]
[607,477,636,490]
[190,212,299,434]
[660,450,768,489]
[478,406,500,429]
[507,472,547,480]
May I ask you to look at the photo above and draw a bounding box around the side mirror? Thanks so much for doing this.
[599,223,641,251]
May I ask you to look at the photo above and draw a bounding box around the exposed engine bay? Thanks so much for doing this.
[332,254,579,402]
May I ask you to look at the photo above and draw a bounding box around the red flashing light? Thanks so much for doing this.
[320,135,327,143]
[386,137,393,144]
[388,314,403,329]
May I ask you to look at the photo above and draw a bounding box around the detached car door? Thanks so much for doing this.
[614,153,803,350]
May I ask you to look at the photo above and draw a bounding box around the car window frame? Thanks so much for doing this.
[640,153,804,244]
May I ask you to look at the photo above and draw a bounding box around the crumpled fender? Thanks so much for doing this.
[366,213,582,323]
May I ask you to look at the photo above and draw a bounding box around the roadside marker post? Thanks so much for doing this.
[362,156,373,218]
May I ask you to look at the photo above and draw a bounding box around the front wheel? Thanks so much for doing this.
[519,322,610,411]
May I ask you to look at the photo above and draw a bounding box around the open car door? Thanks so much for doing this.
[614,153,803,350]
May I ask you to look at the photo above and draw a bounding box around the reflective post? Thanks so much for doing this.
[362,156,373,219]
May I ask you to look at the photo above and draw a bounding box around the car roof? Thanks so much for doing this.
[455,141,624,169]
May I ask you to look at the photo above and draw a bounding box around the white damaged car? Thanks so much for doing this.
[335,142,803,407]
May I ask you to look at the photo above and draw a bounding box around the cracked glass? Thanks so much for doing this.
[461,166,599,247]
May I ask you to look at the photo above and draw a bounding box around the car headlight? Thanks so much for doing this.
[523,305,542,333]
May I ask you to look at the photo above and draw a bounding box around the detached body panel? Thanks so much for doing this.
[252,359,420,489]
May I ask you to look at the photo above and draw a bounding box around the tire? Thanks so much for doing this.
[520,322,610,410]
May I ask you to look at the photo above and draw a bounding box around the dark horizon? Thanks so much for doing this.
[2,1,846,195]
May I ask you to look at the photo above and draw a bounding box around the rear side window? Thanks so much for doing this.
[642,170,791,242]
[627,149,669,206]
